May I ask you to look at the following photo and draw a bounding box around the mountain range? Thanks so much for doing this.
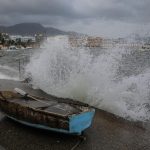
[0,23,68,36]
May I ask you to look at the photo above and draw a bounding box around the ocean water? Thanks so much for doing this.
[0,49,33,80]
[1,36,150,121]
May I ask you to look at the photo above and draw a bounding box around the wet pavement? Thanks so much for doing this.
[0,79,150,150]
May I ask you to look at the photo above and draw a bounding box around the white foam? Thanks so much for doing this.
[0,65,19,80]
[0,72,19,80]
[25,36,150,121]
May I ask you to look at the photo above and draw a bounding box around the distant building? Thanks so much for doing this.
[86,37,103,47]
[69,35,104,48]
[69,35,88,47]
[10,35,36,43]
[35,34,46,43]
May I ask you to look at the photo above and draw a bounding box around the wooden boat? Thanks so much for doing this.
[0,89,95,135]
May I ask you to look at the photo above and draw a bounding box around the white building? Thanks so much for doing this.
[10,35,36,42]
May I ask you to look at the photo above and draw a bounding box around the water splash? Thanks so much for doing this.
[0,65,19,80]
[25,35,150,121]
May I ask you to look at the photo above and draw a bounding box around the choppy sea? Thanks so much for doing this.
[0,36,150,121]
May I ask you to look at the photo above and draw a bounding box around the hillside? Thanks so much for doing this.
[0,23,67,36]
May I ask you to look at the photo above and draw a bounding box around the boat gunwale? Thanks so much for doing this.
[0,91,93,119]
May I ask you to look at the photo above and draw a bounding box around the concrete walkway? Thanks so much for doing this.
[0,79,150,150]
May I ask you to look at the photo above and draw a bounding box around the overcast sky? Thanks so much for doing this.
[0,0,150,37]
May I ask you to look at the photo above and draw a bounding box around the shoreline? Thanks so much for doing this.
[0,79,150,150]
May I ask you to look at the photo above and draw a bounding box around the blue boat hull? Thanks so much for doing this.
[7,109,95,135]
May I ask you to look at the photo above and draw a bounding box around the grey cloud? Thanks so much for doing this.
[0,0,150,37]
[0,0,150,22]
[0,0,74,16]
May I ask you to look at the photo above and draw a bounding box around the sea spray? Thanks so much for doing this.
[25,35,150,121]
[0,65,19,80]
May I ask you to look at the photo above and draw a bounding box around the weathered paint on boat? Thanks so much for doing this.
[0,91,95,135]
[7,109,95,135]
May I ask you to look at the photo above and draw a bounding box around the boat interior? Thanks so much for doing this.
[0,91,89,117]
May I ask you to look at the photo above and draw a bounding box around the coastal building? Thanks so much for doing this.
[10,35,36,43]
[68,34,147,50]
[0,32,46,49]
[86,37,103,47]
[69,35,112,48]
